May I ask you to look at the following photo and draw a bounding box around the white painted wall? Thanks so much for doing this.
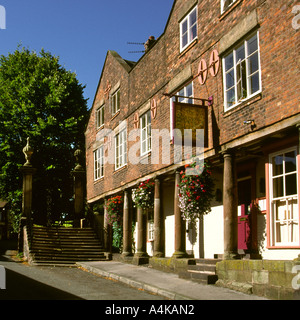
[203,206,224,259]
[165,215,175,257]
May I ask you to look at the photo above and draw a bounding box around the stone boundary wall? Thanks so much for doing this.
[216,260,300,300]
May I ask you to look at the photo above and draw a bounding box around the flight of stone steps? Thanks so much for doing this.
[28,226,108,266]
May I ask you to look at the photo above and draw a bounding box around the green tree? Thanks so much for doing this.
[0,47,88,230]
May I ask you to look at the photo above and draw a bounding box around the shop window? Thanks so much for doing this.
[180,6,197,52]
[269,148,299,246]
[223,32,261,111]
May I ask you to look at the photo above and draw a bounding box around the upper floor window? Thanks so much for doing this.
[180,6,197,52]
[221,0,237,13]
[96,105,104,129]
[223,32,261,111]
[111,89,120,115]
[177,82,194,104]
[94,146,104,181]
[140,110,151,156]
[115,128,127,170]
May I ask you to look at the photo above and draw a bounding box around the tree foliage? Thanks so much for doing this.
[0,47,88,229]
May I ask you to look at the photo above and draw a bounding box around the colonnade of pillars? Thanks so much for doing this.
[103,148,240,260]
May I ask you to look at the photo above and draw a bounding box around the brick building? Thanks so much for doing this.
[85,0,300,262]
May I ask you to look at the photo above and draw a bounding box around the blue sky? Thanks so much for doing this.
[0,0,174,109]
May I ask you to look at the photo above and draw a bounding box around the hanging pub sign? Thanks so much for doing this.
[172,101,208,147]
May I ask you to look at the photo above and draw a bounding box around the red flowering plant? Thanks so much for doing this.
[132,179,155,210]
[105,195,123,225]
[178,158,214,223]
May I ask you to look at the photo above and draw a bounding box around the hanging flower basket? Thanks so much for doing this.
[132,179,155,210]
[105,195,123,225]
[178,159,215,223]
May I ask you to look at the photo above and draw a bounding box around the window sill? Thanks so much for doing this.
[179,38,198,58]
[219,0,243,21]
[223,91,262,118]
[114,164,127,174]
[96,125,104,133]
[110,111,120,122]
[94,177,104,184]
[267,245,300,249]
[140,151,152,163]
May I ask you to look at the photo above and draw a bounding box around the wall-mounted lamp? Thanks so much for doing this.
[243,120,256,130]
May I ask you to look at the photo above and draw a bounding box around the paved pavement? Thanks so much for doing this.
[0,240,267,300]
[77,260,267,300]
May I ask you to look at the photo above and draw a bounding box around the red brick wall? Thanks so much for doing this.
[86,0,300,202]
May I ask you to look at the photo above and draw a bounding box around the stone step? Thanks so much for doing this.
[178,258,221,285]
[31,252,106,260]
[27,226,108,266]
[188,264,217,273]
[31,246,103,251]
[31,239,102,245]
[195,258,222,265]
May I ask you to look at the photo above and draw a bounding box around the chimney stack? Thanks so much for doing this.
[144,36,156,52]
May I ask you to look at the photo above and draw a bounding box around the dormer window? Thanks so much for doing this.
[180,6,197,52]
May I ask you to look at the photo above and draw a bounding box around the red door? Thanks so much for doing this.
[238,179,252,251]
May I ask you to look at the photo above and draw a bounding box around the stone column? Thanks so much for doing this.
[133,206,149,265]
[222,149,239,260]
[172,170,187,258]
[122,190,133,257]
[104,199,112,259]
[153,178,164,257]
[71,149,85,228]
[19,138,36,252]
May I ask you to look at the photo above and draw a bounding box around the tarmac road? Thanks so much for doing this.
[0,256,166,300]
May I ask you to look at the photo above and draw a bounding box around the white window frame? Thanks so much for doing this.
[111,89,120,115]
[140,110,152,156]
[222,31,262,111]
[148,220,154,242]
[115,128,127,170]
[221,0,238,13]
[177,82,194,104]
[96,104,104,129]
[180,6,198,52]
[94,146,104,181]
[269,147,299,247]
